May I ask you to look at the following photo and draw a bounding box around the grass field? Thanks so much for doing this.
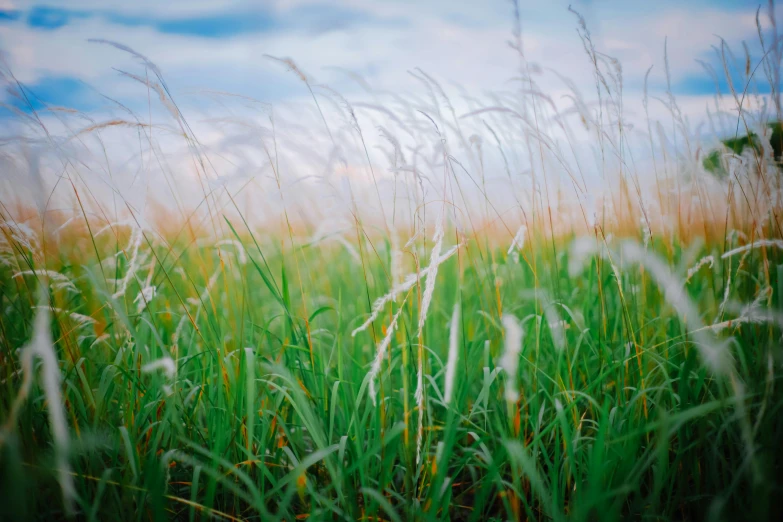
[2,5,783,521]
[1,207,782,521]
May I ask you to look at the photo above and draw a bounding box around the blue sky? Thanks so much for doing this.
[0,0,777,117]
[11,4,396,37]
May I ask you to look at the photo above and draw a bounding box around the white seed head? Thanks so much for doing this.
[500,314,524,403]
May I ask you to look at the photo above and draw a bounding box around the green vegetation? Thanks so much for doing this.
[703,121,783,177]
[0,222,781,521]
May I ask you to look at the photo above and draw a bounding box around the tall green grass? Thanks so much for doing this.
[1,224,781,520]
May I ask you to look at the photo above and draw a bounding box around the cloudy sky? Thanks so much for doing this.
[0,0,774,117]
[0,0,778,227]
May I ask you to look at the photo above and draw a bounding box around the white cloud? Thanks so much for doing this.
[0,0,773,114]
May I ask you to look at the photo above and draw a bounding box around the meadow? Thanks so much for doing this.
[1,4,783,521]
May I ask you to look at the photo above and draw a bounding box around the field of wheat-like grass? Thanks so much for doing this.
[2,3,783,521]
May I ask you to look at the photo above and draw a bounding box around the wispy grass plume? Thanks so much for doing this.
[500,314,524,403]
[442,302,460,406]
